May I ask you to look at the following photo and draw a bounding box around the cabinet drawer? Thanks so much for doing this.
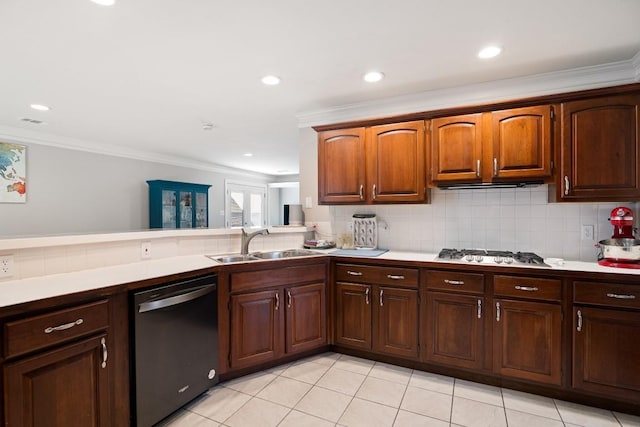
[4,299,109,358]
[335,264,418,288]
[574,281,640,310]
[425,270,484,294]
[231,263,326,293]
[494,275,562,302]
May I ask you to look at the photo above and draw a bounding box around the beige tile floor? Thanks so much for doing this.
[159,353,640,427]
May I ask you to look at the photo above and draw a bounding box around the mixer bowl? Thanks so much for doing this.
[598,238,640,262]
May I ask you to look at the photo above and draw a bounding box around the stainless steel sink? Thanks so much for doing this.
[207,254,260,264]
[207,249,319,264]
[251,249,319,259]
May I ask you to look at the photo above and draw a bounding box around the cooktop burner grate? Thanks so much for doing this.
[437,248,548,266]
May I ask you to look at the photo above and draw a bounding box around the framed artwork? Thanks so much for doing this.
[0,142,27,203]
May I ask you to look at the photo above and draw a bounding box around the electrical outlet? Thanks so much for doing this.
[0,255,14,278]
[581,224,594,241]
[347,222,353,232]
[305,196,313,209]
[141,242,152,259]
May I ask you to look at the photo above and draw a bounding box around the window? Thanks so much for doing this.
[225,181,267,228]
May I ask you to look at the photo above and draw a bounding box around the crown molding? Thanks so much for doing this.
[0,125,275,181]
[296,53,640,128]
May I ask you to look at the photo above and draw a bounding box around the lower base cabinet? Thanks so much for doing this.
[229,269,327,370]
[334,263,420,360]
[4,334,111,427]
[573,306,640,401]
[493,299,562,385]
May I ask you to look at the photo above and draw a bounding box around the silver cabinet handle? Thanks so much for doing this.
[275,292,280,310]
[476,159,481,177]
[365,288,370,305]
[577,310,582,332]
[287,290,292,308]
[477,299,482,319]
[347,271,363,276]
[101,337,108,369]
[496,302,501,322]
[372,184,377,200]
[44,318,83,334]
[379,289,384,306]
[564,176,570,195]
[387,274,405,280]
[606,293,636,300]
[444,279,464,285]
[493,158,498,176]
[359,184,364,200]
[515,285,539,292]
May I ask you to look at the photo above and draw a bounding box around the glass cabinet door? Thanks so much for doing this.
[162,190,177,229]
[195,192,207,228]
[179,192,193,228]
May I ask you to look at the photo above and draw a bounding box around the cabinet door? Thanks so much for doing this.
[493,299,562,385]
[491,105,553,179]
[285,282,326,354]
[4,334,111,427]
[318,128,366,204]
[366,121,427,203]
[335,283,372,349]
[431,114,483,182]
[424,292,484,369]
[230,290,284,369]
[573,307,640,401]
[560,93,640,201]
[375,286,419,359]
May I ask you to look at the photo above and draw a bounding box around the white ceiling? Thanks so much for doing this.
[1,0,640,176]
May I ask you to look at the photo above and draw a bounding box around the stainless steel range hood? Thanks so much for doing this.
[437,180,545,190]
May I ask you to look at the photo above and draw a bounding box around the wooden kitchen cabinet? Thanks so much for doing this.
[334,263,419,359]
[318,121,427,204]
[572,281,640,401]
[227,261,328,370]
[492,275,562,385]
[558,93,640,201]
[230,289,284,369]
[430,106,553,184]
[423,270,485,369]
[2,299,115,427]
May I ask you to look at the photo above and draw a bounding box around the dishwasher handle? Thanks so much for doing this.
[138,284,216,313]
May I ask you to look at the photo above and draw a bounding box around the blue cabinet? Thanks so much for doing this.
[147,180,211,229]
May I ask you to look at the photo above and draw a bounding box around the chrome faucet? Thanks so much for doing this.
[240,228,269,254]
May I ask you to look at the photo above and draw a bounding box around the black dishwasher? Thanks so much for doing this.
[131,274,218,427]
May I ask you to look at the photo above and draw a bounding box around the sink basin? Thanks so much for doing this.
[251,249,319,259]
[207,254,260,264]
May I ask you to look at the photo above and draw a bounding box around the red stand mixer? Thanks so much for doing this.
[598,206,640,268]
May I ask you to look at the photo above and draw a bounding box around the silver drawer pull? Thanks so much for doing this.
[379,289,384,306]
[365,288,370,305]
[477,299,482,319]
[101,337,108,368]
[606,293,636,300]
[515,285,539,292]
[444,279,464,285]
[387,274,405,280]
[275,292,280,310]
[44,318,83,334]
[564,176,570,195]
[496,302,501,322]
[347,271,363,276]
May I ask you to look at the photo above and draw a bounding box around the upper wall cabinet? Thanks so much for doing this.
[431,105,553,184]
[558,93,640,201]
[318,121,427,204]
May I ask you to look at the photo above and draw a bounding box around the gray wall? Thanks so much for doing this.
[0,144,272,237]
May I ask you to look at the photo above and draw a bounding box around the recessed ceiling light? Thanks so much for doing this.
[30,104,50,111]
[91,0,116,5]
[478,45,502,59]
[261,75,281,85]
[363,71,385,83]
[243,153,253,157]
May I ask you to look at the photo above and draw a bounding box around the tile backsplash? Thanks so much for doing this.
[321,185,638,262]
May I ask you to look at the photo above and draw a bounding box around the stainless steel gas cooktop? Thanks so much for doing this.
[437,248,549,267]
